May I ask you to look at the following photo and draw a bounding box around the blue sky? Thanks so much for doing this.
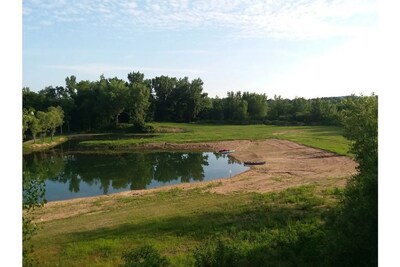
[23,0,379,99]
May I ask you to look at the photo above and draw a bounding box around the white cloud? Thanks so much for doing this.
[23,0,378,40]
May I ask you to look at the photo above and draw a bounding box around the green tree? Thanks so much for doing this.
[36,111,50,141]
[30,116,41,143]
[107,77,128,125]
[74,80,98,130]
[242,92,267,120]
[23,164,47,266]
[267,95,292,121]
[209,97,225,120]
[291,97,311,123]
[152,76,177,121]
[23,87,46,111]
[65,75,77,97]
[127,72,151,129]
[185,78,207,122]
[128,71,145,84]
[224,91,248,121]
[23,108,34,139]
[310,98,338,125]
[329,95,378,267]
[47,106,64,139]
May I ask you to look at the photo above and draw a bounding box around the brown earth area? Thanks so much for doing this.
[36,139,357,222]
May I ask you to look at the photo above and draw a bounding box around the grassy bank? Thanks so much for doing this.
[23,136,68,154]
[29,185,342,266]
[79,123,351,156]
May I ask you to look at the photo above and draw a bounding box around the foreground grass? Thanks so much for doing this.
[80,123,351,156]
[29,185,342,266]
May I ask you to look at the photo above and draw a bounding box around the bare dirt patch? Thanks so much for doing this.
[36,139,357,222]
[182,139,357,194]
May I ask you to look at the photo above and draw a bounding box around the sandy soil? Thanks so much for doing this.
[206,139,357,193]
[125,139,357,194]
[36,139,357,222]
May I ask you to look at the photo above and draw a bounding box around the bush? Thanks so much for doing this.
[193,239,248,267]
[122,245,169,267]
[193,223,327,267]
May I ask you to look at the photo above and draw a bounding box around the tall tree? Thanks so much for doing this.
[47,106,64,139]
[29,116,41,143]
[36,111,51,141]
[152,76,177,121]
[291,97,311,122]
[128,71,145,84]
[242,92,267,120]
[186,78,207,122]
[267,95,291,121]
[224,91,248,121]
[106,77,128,126]
[65,75,77,97]
[127,72,151,129]
[23,109,34,139]
[330,95,378,266]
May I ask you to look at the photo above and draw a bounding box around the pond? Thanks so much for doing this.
[23,141,249,201]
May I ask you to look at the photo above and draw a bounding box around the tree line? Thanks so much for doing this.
[23,106,64,143]
[23,71,358,135]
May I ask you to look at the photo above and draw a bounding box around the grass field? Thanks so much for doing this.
[30,185,342,266]
[79,123,351,156]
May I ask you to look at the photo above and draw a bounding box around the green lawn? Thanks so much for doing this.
[30,185,341,267]
[79,123,351,156]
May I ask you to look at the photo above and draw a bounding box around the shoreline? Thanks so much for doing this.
[40,139,357,208]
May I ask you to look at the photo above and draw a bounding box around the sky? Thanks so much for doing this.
[22,0,380,99]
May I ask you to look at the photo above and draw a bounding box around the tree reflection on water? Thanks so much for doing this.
[23,150,246,201]
[23,152,206,192]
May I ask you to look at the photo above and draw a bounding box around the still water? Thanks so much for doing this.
[23,146,249,201]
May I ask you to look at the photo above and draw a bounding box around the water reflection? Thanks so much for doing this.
[23,151,247,201]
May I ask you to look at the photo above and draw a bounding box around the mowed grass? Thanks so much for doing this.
[79,123,351,156]
[29,185,342,267]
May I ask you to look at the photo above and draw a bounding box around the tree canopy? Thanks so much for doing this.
[23,71,368,135]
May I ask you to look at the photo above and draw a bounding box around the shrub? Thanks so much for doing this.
[193,239,248,267]
[121,245,169,267]
[193,222,327,267]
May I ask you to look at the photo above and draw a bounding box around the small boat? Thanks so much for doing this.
[244,161,266,165]
[219,149,235,154]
